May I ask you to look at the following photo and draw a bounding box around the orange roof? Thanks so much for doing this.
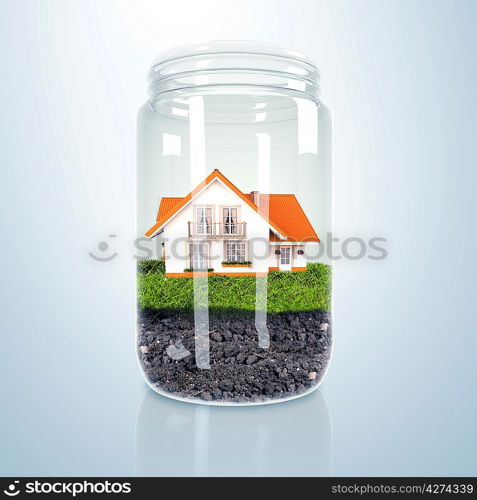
[146,169,319,242]
[258,194,320,242]
[155,197,182,222]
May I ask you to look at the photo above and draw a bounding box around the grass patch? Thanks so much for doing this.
[137,259,165,274]
[137,260,331,314]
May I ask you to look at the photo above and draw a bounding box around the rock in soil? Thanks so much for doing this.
[137,309,332,404]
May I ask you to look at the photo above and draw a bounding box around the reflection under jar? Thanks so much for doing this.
[136,389,332,477]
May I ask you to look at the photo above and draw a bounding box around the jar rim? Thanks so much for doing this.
[148,41,320,99]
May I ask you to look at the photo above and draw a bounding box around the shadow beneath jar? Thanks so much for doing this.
[135,389,332,477]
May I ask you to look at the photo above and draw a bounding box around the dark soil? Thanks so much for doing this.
[137,309,332,404]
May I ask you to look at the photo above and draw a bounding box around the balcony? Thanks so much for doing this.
[188,222,247,239]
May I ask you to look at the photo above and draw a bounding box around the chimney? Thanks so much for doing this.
[251,190,260,208]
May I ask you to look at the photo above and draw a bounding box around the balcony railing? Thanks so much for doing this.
[188,222,247,238]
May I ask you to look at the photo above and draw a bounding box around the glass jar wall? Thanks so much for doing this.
[137,42,332,405]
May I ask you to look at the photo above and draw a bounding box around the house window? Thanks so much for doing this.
[189,243,209,269]
[280,247,291,265]
[225,242,247,262]
[196,207,213,235]
[222,207,238,235]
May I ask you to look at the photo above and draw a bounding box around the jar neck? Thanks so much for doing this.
[148,42,320,101]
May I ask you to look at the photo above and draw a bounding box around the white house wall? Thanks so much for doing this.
[162,178,271,273]
[295,246,307,267]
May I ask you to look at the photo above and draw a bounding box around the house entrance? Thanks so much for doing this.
[279,247,292,271]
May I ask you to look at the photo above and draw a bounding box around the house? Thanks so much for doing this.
[145,169,320,277]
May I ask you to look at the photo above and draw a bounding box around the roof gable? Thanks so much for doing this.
[145,169,319,242]
[146,169,288,238]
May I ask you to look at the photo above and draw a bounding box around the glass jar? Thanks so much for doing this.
[137,41,332,405]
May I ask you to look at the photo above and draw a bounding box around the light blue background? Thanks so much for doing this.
[1,0,476,476]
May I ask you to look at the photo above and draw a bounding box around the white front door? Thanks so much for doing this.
[279,247,292,271]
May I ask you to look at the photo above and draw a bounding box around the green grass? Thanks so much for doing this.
[137,260,331,314]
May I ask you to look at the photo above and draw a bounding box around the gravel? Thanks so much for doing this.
[137,309,332,404]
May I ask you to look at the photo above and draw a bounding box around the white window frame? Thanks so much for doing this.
[221,206,240,235]
[194,206,214,235]
[224,241,247,263]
